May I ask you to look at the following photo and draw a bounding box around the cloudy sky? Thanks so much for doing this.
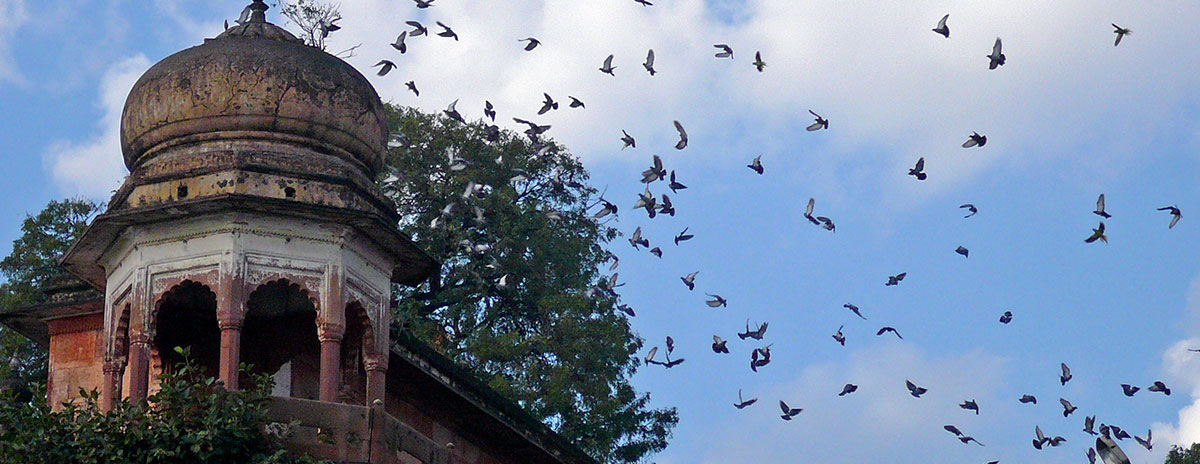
[4,0,1200,462]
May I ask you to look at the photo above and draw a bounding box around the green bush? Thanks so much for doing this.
[0,348,322,464]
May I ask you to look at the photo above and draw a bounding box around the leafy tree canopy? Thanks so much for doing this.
[1167,443,1200,464]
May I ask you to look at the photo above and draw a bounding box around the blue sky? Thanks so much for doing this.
[4,0,1200,462]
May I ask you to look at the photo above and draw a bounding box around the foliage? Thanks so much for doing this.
[0,349,322,464]
[279,0,341,51]
[0,198,100,388]
[1167,443,1200,464]
[383,105,678,462]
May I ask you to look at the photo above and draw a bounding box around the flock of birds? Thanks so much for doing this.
[235,0,1186,462]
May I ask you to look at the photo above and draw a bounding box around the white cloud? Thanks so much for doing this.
[1155,274,1200,459]
[43,54,150,199]
[0,0,29,84]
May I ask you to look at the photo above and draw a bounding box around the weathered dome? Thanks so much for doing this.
[119,7,387,177]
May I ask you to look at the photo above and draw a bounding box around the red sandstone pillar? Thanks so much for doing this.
[318,326,344,402]
[100,360,123,411]
[364,356,387,405]
[127,333,152,400]
[218,321,242,390]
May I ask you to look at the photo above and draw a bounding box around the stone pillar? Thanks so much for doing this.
[318,324,344,402]
[127,332,152,400]
[100,359,124,411]
[364,356,387,405]
[218,320,243,390]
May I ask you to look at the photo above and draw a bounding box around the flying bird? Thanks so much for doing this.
[668,171,687,193]
[838,384,858,396]
[999,311,1013,324]
[1159,205,1182,228]
[738,320,768,340]
[945,425,963,436]
[806,110,829,131]
[538,93,559,115]
[1094,194,1112,218]
[1033,425,1050,450]
[1121,384,1140,396]
[1061,398,1078,417]
[406,21,428,36]
[435,21,458,40]
[987,37,1006,69]
[681,271,698,290]
[832,325,846,346]
[905,380,927,398]
[675,228,694,245]
[963,132,987,148]
[734,389,757,409]
[960,399,979,415]
[1084,415,1097,435]
[599,54,617,76]
[748,155,764,174]
[483,101,496,121]
[752,51,766,71]
[413,0,434,8]
[705,294,727,308]
[649,247,662,258]
[620,130,636,149]
[1085,222,1108,243]
[633,0,653,6]
[955,246,969,258]
[712,335,729,353]
[1148,381,1171,395]
[714,44,733,59]
[569,96,585,108]
[643,49,656,75]
[405,81,419,96]
[373,60,396,76]
[844,303,866,320]
[908,157,927,180]
[803,198,821,226]
[642,155,666,183]
[628,226,649,249]
[878,327,903,339]
[779,400,802,420]
[886,272,907,286]
[960,203,978,217]
[1135,429,1152,451]
[1060,363,1073,385]
[443,99,465,123]
[673,120,688,149]
[513,118,551,137]
[1113,24,1132,47]
[1020,394,1038,404]
[391,31,408,53]
[518,37,541,51]
[933,14,950,38]
[958,436,984,446]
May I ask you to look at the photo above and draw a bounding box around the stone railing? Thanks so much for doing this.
[265,396,451,464]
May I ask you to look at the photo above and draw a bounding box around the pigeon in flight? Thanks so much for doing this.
[675,228,694,245]
[752,51,766,72]
[905,380,928,398]
[413,0,434,8]
[391,31,408,53]
[987,37,1006,69]
[1085,222,1107,243]
[955,246,969,258]
[999,311,1012,324]
[1084,415,1097,435]
[945,425,964,436]
[886,272,907,286]
[1087,447,1098,464]
[807,110,829,131]
[1148,380,1171,395]
[1033,425,1050,449]
[960,204,978,218]
[960,399,979,415]
[668,171,687,193]
[838,383,858,396]
[1113,24,1132,46]
[649,247,662,258]
[803,198,821,226]
[1020,394,1037,404]
[519,37,541,51]
[1060,363,1073,385]
[435,21,458,41]
[621,130,636,149]
[1135,429,1152,451]
[748,155,764,174]
[616,304,635,317]
[513,118,551,137]
[779,400,802,420]
[908,157,927,180]
[628,226,649,249]
[642,155,666,183]
[599,54,617,76]
[1094,194,1112,218]
[750,345,772,371]
[705,294,727,308]
[373,60,397,76]
[406,21,428,36]
[1061,398,1078,417]
[714,44,733,59]
[738,320,768,340]
[844,303,867,320]
[817,216,836,232]
[734,389,757,409]
[963,132,987,148]
[443,99,465,123]
[681,271,698,290]
[933,14,950,38]
[712,335,729,353]
[1111,425,1132,440]
[1121,384,1140,396]
[958,436,984,446]
[878,327,903,339]
[633,188,656,217]
[673,121,688,150]
[538,93,559,115]
[1159,205,1182,228]
[569,96,585,108]
[633,0,653,6]
[832,325,846,345]
[643,49,656,75]
[482,101,496,121]
[405,81,419,96]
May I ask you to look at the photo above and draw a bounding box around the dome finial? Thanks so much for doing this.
[249,0,268,23]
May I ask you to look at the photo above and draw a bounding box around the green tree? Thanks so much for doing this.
[1167,443,1200,464]
[384,105,677,462]
[0,198,100,388]
[0,349,321,464]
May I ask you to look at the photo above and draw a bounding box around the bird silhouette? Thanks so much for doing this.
[1085,222,1108,243]
[752,51,766,71]
[807,110,829,131]
[832,325,846,345]
[933,14,950,38]
[391,31,408,53]
[714,44,733,59]
[1061,398,1078,417]
[643,49,656,75]
[435,21,458,40]
[1159,205,1182,228]
[747,155,764,174]
[711,335,729,353]
[373,60,396,76]
[838,383,858,396]
[734,389,757,409]
[405,81,419,96]
[905,380,927,397]
[908,157,926,180]
[673,120,688,150]
[1060,363,1073,385]
[778,400,802,420]
[1094,194,1112,218]
[519,37,541,51]
[963,132,987,148]
[959,399,979,415]
[599,54,617,76]
[999,311,1013,324]
[886,273,906,286]
[878,327,903,339]
[1113,24,1132,46]
[960,204,978,218]
[988,37,1006,69]
[705,294,727,308]
[844,303,867,320]
[1148,380,1171,395]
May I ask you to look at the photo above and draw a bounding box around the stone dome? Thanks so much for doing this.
[119,4,387,177]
